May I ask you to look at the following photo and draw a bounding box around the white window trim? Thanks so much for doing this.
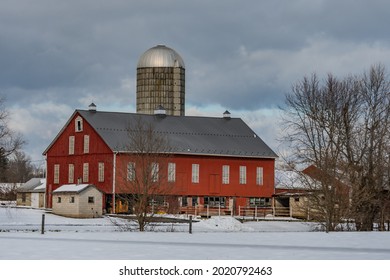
[239,166,247,184]
[192,164,199,183]
[54,164,60,184]
[151,162,159,182]
[222,165,230,184]
[83,135,90,154]
[68,164,74,184]
[75,116,83,132]
[256,167,264,185]
[68,136,75,155]
[98,162,104,182]
[168,162,176,182]
[127,162,136,181]
[83,163,89,183]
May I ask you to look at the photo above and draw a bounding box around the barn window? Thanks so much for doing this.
[68,136,75,155]
[168,162,176,182]
[57,197,62,203]
[256,167,263,185]
[98,162,104,182]
[54,164,60,184]
[127,162,135,181]
[222,165,230,184]
[249,197,271,207]
[83,135,90,153]
[192,164,199,183]
[181,196,188,207]
[88,196,94,203]
[75,116,83,132]
[239,166,247,184]
[151,162,159,182]
[69,196,75,203]
[83,163,89,183]
[68,164,74,184]
[204,196,225,207]
[192,196,198,206]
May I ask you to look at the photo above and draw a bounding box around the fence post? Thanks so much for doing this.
[41,214,45,234]
[255,206,257,220]
[218,204,221,216]
[189,215,193,234]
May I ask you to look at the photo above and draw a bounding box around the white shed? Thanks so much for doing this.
[52,184,103,218]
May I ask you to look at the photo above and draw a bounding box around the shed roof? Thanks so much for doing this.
[53,184,100,194]
[18,178,46,193]
[71,110,278,158]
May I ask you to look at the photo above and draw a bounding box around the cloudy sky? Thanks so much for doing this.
[1,0,390,165]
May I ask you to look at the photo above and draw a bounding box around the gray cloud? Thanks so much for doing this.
[1,0,390,160]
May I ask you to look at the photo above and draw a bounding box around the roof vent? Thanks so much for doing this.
[223,110,231,119]
[154,105,166,117]
[88,102,97,112]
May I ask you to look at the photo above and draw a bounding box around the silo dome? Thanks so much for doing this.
[137,45,185,68]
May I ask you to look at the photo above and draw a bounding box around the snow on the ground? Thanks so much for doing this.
[1,206,390,260]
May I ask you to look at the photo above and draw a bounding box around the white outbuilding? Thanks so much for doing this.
[52,184,102,218]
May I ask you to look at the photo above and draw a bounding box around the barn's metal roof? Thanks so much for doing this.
[74,110,277,158]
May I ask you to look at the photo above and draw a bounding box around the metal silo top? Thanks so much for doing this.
[137,45,185,68]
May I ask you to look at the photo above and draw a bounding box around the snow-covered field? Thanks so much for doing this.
[1,206,390,260]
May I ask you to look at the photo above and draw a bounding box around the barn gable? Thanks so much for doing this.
[43,110,113,156]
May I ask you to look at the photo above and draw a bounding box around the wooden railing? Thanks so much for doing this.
[178,205,293,218]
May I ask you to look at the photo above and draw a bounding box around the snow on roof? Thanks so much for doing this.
[33,179,46,192]
[17,178,46,193]
[53,184,97,194]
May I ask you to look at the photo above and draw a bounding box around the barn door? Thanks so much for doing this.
[177,172,188,193]
[209,174,221,194]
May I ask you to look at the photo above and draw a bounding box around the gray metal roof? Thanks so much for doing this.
[18,178,46,193]
[77,110,277,158]
[137,45,185,68]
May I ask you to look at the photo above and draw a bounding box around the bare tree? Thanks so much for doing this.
[117,117,174,231]
[5,151,34,183]
[282,65,390,231]
[347,65,390,230]
[0,96,25,180]
[282,73,354,231]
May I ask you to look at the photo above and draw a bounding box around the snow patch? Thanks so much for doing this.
[197,216,253,231]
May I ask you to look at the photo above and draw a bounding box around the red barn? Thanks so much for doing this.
[43,106,277,215]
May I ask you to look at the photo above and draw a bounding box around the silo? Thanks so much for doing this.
[136,45,185,116]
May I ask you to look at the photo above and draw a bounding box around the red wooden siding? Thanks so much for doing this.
[114,154,275,198]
